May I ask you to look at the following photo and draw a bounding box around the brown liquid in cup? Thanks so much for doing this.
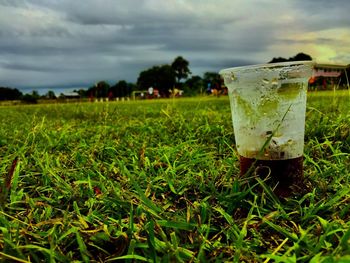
[239,155,303,196]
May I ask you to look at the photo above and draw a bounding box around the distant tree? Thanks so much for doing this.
[31,91,40,100]
[110,80,131,98]
[22,94,37,104]
[45,90,56,99]
[203,72,221,90]
[171,56,191,87]
[87,85,96,98]
[156,65,176,96]
[269,52,313,63]
[203,72,220,83]
[137,65,176,97]
[90,81,110,98]
[291,52,312,61]
[138,67,157,91]
[269,57,289,63]
[127,82,137,93]
[0,87,23,100]
[75,89,88,98]
[22,91,39,104]
[184,75,204,95]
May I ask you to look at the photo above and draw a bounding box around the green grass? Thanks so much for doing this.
[0,91,349,262]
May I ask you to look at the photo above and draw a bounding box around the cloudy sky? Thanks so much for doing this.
[0,0,349,93]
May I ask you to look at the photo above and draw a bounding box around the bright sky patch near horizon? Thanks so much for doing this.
[0,0,349,92]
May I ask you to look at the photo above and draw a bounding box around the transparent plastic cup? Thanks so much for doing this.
[220,61,314,195]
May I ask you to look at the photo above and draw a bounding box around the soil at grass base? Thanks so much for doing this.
[240,156,304,197]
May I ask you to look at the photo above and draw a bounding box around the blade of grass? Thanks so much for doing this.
[107,254,150,262]
[75,230,90,263]
[262,219,298,242]
[263,238,289,263]
[0,252,31,263]
[156,220,196,231]
[146,220,157,262]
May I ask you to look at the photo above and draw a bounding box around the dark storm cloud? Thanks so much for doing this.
[294,0,349,15]
[292,0,350,30]
[190,58,258,74]
[1,62,62,72]
[0,0,349,91]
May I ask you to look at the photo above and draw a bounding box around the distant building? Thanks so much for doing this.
[309,63,350,90]
[61,91,80,99]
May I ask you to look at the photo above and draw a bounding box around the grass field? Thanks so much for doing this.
[0,90,349,262]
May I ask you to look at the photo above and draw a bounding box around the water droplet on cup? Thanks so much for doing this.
[223,73,236,85]
[271,78,278,86]
[230,73,236,81]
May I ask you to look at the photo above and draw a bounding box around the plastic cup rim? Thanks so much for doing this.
[219,60,315,75]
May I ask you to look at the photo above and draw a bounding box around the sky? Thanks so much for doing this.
[0,0,349,94]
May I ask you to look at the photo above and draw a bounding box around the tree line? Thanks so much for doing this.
[1,53,319,102]
[83,56,208,99]
[268,52,312,63]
